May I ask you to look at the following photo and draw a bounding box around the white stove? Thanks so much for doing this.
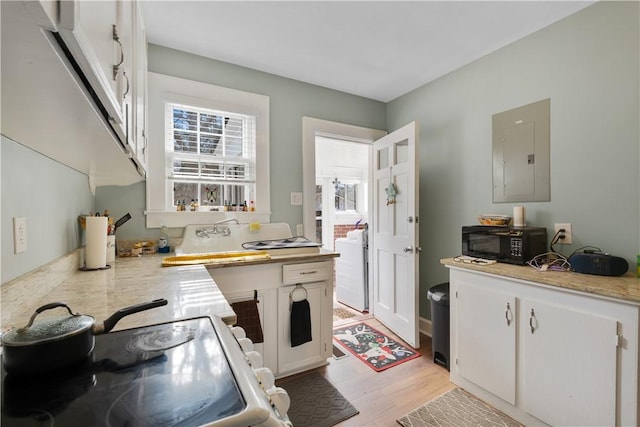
[1,315,291,427]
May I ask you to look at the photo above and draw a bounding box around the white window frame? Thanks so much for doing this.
[166,103,256,210]
[146,72,270,228]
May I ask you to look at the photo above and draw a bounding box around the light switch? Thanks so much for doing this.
[290,192,303,206]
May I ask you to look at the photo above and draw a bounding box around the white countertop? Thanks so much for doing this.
[1,251,236,334]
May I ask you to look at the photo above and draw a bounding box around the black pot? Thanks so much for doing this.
[1,299,167,376]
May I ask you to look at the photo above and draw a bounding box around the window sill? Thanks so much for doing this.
[145,210,271,229]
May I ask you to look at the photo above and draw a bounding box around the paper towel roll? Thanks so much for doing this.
[513,206,525,227]
[86,216,108,269]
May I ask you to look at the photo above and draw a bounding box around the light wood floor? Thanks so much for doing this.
[289,312,456,426]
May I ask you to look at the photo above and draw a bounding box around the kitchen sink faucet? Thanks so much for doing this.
[196,218,239,238]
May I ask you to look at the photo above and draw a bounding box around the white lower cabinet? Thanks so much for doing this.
[449,268,639,427]
[208,259,333,378]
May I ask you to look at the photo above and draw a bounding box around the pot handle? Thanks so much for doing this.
[97,299,168,334]
[19,302,76,332]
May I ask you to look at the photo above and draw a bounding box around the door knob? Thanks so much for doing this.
[403,247,414,253]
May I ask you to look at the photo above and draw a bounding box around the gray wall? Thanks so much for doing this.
[1,136,94,283]
[387,1,639,318]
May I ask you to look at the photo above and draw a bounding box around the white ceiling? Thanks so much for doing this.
[142,1,595,102]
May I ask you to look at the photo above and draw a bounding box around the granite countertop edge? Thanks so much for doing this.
[441,257,640,304]
[1,251,237,333]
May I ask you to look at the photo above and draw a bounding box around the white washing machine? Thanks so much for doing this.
[335,228,368,312]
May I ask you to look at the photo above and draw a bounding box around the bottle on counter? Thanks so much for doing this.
[250,200,255,212]
[158,225,170,253]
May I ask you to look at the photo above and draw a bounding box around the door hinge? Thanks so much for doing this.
[616,334,624,347]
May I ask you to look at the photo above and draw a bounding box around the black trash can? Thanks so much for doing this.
[427,282,450,370]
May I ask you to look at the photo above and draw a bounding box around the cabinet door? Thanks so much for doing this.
[114,0,135,148]
[58,0,123,125]
[278,282,328,375]
[132,1,148,171]
[456,281,516,404]
[521,299,618,426]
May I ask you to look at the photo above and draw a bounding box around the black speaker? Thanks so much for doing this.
[569,252,629,277]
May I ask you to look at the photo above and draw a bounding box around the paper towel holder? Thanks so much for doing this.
[80,265,112,272]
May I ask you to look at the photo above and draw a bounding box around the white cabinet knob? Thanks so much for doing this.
[254,367,275,390]
[237,337,254,352]
[245,350,263,368]
[267,387,290,416]
[230,326,246,339]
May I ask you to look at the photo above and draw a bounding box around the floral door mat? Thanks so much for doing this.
[397,388,524,427]
[333,322,420,371]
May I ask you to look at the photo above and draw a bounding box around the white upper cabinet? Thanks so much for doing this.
[58,1,124,128]
[1,0,147,187]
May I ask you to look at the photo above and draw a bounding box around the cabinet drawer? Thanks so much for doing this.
[282,262,332,285]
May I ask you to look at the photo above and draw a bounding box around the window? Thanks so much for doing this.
[334,183,357,211]
[167,103,256,210]
[146,72,270,228]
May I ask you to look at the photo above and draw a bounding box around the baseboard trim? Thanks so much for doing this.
[420,316,432,337]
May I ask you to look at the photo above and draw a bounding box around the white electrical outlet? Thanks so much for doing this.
[13,217,27,254]
[296,224,304,236]
[554,223,572,244]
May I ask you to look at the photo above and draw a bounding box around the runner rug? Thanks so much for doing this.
[397,388,523,427]
[276,371,358,427]
[333,322,420,372]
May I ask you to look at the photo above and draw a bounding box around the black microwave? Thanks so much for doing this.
[462,226,547,265]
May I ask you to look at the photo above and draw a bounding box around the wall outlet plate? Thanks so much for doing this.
[554,223,572,244]
[13,217,27,253]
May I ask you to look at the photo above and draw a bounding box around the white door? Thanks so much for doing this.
[371,122,419,348]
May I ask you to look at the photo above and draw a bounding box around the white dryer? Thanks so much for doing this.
[335,229,368,312]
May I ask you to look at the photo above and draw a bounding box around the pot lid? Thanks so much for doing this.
[2,303,94,347]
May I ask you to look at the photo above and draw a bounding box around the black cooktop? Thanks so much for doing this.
[1,317,246,426]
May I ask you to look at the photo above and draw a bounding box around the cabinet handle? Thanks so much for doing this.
[505,302,513,326]
[122,70,130,98]
[529,308,536,334]
[299,271,317,275]
[112,25,125,80]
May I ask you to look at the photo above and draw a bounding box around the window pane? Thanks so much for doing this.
[173,160,198,175]
[174,131,197,153]
[200,113,223,134]
[173,109,197,131]
[226,136,243,157]
[335,184,344,211]
[345,184,357,210]
[201,162,223,178]
[225,117,243,137]
[226,164,245,180]
[224,184,245,207]
[202,184,222,206]
[173,182,197,206]
[200,135,222,155]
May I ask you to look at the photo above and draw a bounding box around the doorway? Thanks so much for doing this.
[314,136,370,252]
[302,118,386,326]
